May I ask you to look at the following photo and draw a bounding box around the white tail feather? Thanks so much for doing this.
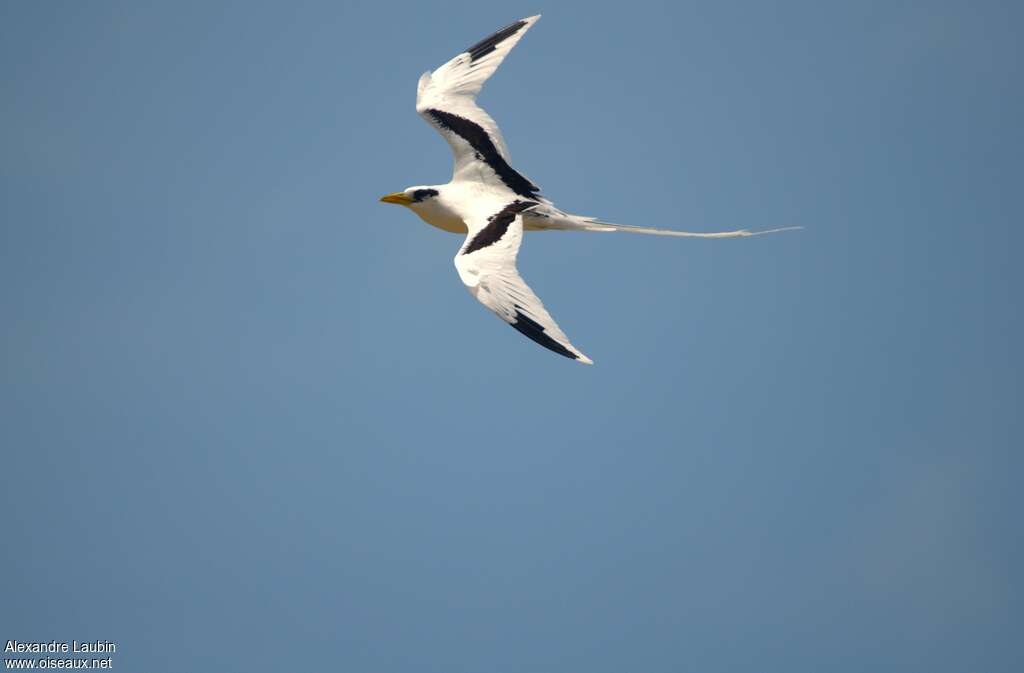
[586,219,803,238]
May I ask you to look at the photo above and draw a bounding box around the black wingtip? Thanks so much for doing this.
[466,19,529,63]
[509,310,580,362]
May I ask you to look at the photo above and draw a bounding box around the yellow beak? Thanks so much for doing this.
[379,192,413,206]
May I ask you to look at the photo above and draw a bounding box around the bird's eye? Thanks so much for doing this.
[412,188,439,202]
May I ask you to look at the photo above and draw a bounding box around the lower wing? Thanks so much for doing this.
[455,203,593,365]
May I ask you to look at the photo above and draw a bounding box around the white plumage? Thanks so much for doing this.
[380,15,797,364]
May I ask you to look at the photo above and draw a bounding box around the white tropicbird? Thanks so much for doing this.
[380,15,797,365]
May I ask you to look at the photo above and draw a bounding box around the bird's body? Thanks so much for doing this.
[399,183,605,235]
[380,15,796,364]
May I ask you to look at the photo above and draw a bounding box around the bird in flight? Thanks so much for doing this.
[380,15,797,365]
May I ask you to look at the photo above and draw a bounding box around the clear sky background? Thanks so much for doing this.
[2,1,1021,671]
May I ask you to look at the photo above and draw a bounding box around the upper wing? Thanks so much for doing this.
[416,16,544,201]
[454,200,592,365]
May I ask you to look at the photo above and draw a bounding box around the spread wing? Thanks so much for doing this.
[454,200,592,364]
[416,16,544,201]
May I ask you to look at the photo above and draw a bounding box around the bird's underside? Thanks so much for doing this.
[381,15,798,365]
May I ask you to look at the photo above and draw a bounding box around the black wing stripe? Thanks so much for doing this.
[466,20,528,63]
[510,310,579,361]
[463,201,535,255]
[426,108,541,200]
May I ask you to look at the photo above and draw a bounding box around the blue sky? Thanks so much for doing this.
[1,1,1021,671]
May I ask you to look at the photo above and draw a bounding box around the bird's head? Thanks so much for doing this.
[379,187,440,210]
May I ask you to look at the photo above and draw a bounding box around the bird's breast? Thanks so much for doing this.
[415,211,464,234]
[416,210,467,234]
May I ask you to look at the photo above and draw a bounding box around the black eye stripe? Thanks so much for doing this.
[412,189,439,202]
